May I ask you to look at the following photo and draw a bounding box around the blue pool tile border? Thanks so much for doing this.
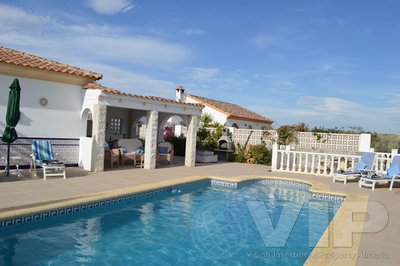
[211,178,345,203]
[310,193,345,202]
[0,178,345,228]
[258,179,311,190]
[0,179,210,229]
[257,179,345,203]
[211,179,238,188]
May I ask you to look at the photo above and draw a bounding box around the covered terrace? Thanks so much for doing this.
[79,84,204,172]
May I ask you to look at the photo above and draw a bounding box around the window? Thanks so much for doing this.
[110,118,122,135]
[86,111,92,137]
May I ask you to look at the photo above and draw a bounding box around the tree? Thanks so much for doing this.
[197,113,224,150]
[293,122,309,132]
[276,125,297,146]
[199,113,213,128]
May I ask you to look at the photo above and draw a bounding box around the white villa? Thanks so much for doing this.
[176,86,273,130]
[0,46,204,172]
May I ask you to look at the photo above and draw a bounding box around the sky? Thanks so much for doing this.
[0,0,399,133]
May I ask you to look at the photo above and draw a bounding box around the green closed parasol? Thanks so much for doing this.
[2,79,21,176]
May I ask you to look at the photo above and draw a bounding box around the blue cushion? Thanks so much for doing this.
[159,147,168,154]
[104,142,110,151]
[136,147,144,154]
[355,161,367,171]
[387,164,400,178]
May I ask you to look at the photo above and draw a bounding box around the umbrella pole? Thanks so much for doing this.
[6,142,10,177]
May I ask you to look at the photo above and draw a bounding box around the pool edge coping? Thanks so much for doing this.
[0,175,367,266]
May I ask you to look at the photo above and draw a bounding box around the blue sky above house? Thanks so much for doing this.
[0,0,399,133]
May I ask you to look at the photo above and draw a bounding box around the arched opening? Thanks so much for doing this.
[157,114,188,165]
[158,114,187,141]
[131,116,147,139]
[86,112,93,137]
[247,125,253,129]
[81,108,93,137]
[231,123,239,129]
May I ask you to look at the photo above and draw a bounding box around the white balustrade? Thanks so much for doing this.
[274,149,361,176]
[374,152,394,172]
[272,148,398,177]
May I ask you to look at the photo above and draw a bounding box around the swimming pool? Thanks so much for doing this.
[0,179,342,265]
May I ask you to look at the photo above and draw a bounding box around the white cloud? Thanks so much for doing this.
[250,34,276,48]
[388,92,400,104]
[322,64,333,71]
[187,67,220,81]
[86,63,176,97]
[0,5,190,67]
[297,96,363,116]
[0,4,55,31]
[181,29,205,35]
[255,105,396,133]
[278,81,296,86]
[86,0,134,15]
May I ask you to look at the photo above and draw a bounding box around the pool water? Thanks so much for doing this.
[0,180,341,265]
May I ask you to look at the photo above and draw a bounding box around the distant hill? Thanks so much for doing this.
[373,134,400,152]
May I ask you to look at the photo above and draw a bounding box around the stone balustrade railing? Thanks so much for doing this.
[271,145,398,176]
[374,151,397,172]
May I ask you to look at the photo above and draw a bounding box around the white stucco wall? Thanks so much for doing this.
[79,137,93,169]
[226,118,271,130]
[0,74,85,138]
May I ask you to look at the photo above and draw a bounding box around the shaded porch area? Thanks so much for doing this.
[80,84,204,172]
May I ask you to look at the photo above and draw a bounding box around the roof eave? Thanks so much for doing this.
[228,115,273,124]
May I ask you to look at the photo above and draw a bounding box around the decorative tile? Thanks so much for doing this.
[211,179,237,188]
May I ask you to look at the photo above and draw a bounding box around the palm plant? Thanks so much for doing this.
[235,130,253,162]
[293,122,309,132]
[197,113,224,150]
[199,113,213,128]
[276,125,297,146]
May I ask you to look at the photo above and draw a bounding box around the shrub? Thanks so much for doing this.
[235,153,247,163]
[249,144,272,165]
[227,153,237,162]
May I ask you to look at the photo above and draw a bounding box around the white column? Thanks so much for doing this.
[144,110,159,169]
[271,143,278,171]
[91,104,107,172]
[358,133,371,152]
[185,115,199,167]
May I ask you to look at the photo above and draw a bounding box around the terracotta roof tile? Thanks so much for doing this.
[84,83,204,108]
[0,46,102,80]
[187,94,273,123]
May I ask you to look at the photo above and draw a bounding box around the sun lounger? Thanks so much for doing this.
[332,152,375,184]
[30,140,66,180]
[359,155,400,190]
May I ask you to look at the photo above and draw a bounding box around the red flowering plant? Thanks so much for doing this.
[163,126,174,140]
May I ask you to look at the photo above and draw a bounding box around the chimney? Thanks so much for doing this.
[176,85,185,101]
